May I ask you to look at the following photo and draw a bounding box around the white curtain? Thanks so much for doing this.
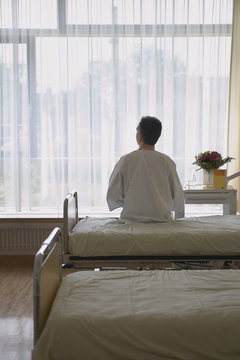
[227,0,240,211]
[0,0,233,215]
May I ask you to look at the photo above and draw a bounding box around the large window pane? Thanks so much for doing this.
[0,0,57,29]
[67,0,233,25]
[0,44,28,212]
[0,0,13,28]
[31,34,231,212]
[19,0,57,28]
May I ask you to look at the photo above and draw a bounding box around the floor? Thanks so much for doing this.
[0,256,34,360]
[0,255,77,360]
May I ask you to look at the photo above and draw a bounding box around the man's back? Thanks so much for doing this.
[107,149,184,222]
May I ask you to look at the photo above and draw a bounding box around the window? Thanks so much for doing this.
[0,0,233,215]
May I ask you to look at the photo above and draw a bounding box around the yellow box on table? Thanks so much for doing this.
[214,170,226,189]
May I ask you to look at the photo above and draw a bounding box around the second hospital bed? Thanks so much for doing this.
[62,190,240,269]
[33,228,240,360]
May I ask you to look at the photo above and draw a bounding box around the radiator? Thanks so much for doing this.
[0,222,63,255]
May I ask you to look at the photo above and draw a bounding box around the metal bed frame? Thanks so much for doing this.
[62,190,240,270]
[33,228,240,360]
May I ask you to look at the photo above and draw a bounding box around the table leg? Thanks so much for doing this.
[223,193,236,215]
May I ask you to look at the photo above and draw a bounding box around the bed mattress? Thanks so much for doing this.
[33,269,240,360]
[68,215,240,256]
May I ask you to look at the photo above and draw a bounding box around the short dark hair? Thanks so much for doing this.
[137,116,162,145]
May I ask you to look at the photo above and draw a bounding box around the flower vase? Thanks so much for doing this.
[203,169,214,187]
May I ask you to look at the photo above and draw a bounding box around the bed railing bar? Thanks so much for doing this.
[74,190,78,220]
[63,194,71,253]
[33,227,62,345]
[63,190,78,254]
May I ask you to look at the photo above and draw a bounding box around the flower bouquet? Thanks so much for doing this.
[193,151,233,171]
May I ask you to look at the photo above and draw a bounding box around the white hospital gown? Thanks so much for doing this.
[106,150,184,222]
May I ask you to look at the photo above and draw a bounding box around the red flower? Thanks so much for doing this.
[209,151,220,161]
[199,155,208,162]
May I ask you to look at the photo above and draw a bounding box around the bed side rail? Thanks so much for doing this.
[33,227,62,344]
[63,190,78,253]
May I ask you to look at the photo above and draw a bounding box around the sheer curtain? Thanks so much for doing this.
[0,0,233,215]
[227,0,240,211]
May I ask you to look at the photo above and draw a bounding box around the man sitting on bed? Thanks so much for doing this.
[106,115,184,222]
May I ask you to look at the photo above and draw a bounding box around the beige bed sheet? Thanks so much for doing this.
[33,269,240,360]
[68,215,240,256]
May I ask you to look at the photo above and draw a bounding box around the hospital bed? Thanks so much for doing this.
[33,228,240,360]
[62,190,240,269]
